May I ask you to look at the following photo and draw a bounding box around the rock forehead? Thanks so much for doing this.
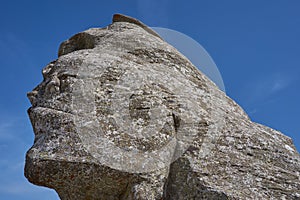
[25,14,300,200]
[58,14,163,57]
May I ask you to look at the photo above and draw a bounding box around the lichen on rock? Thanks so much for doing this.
[25,14,300,200]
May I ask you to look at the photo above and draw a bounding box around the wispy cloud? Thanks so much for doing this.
[0,116,31,142]
[137,0,170,27]
[0,32,37,76]
[243,74,293,104]
[239,72,294,112]
[0,115,40,198]
[0,179,58,198]
[270,79,289,93]
[0,157,58,199]
[0,120,18,140]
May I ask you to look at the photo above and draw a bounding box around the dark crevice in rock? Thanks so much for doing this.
[164,157,229,200]
[172,112,181,132]
[58,32,95,57]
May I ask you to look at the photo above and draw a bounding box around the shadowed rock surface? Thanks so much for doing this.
[25,14,300,200]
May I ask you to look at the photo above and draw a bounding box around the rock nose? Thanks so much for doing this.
[27,90,38,106]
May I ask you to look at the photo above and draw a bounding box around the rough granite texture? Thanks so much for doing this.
[25,14,300,200]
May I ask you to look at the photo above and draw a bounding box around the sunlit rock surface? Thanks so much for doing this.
[25,14,300,200]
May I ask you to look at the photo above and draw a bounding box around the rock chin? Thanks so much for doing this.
[25,14,300,200]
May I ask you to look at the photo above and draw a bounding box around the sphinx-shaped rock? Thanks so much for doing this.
[25,14,300,200]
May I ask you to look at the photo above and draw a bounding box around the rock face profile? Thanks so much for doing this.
[25,14,300,200]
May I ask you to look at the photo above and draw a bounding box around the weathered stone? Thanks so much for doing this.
[25,14,300,200]
[112,13,163,40]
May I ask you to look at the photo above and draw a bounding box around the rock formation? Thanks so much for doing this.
[25,14,300,199]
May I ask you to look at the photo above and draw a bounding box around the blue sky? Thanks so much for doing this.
[0,1,299,199]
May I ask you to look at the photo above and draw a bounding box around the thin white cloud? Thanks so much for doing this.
[0,115,40,198]
[241,73,292,105]
[0,180,57,197]
[0,32,35,69]
[0,157,58,199]
[11,161,25,171]
[270,79,289,93]
[137,0,170,26]
[0,120,17,140]
[0,116,30,141]
[236,72,295,116]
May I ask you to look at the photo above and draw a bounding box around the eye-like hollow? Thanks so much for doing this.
[42,61,56,79]
[58,73,76,93]
[45,76,60,94]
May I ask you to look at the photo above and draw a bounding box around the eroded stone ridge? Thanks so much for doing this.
[113,13,163,40]
[25,14,300,200]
